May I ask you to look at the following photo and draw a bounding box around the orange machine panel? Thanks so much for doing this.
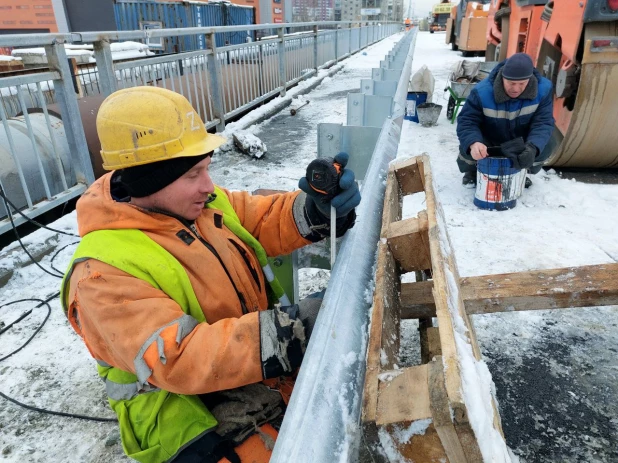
[541,0,587,61]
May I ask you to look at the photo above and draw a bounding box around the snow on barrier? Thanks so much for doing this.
[271,28,417,463]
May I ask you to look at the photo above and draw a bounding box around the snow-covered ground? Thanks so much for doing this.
[1,30,617,462]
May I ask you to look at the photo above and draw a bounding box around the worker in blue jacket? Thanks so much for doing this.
[456,53,555,188]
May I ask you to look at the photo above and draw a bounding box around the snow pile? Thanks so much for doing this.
[0,55,21,62]
[11,42,153,65]
[233,131,267,158]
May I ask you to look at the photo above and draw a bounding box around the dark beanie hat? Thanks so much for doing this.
[502,53,534,81]
[120,153,210,198]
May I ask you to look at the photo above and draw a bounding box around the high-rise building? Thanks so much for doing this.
[292,0,333,21]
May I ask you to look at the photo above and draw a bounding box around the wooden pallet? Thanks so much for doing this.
[361,154,618,462]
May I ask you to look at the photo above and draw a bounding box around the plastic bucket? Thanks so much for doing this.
[416,102,443,127]
[405,91,427,123]
[474,157,526,211]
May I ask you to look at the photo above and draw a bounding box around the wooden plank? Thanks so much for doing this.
[376,365,431,425]
[377,365,449,462]
[427,327,442,359]
[421,153,466,405]
[393,157,425,195]
[422,154,487,461]
[400,263,618,318]
[381,169,402,239]
[428,357,467,463]
[419,318,433,364]
[385,214,431,272]
[385,423,448,463]
[362,242,401,425]
[463,263,618,315]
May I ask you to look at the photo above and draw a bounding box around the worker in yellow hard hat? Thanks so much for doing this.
[60,86,361,463]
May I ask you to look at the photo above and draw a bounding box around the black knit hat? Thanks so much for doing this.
[502,53,534,81]
[120,153,210,198]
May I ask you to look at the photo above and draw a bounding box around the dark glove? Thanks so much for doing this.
[282,295,322,339]
[298,152,361,240]
[516,142,538,169]
[259,307,306,379]
[499,137,526,167]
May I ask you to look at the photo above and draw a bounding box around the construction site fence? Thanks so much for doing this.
[0,21,402,236]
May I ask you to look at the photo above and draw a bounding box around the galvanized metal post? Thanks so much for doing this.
[44,41,95,185]
[348,23,352,56]
[313,25,319,71]
[334,26,339,62]
[358,24,362,51]
[93,39,117,97]
[278,27,286,96]
[206,32,226,132]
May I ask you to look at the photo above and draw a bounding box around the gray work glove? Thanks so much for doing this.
[259,307,306,379]
[281,299,322,339]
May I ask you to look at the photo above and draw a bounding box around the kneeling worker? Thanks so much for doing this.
[60,87,360,462]
[456,53,555,188]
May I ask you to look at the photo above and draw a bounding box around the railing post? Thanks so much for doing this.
[348,23,352,56]
[44,41,95,185]
[359,24,362,51]
[93,39,117,97]
[278,27,286,97]
[206,32,226,132]
[313,25,319,71]
[334,26,339,63]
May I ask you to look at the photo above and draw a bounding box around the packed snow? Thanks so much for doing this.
[1,30,617,463]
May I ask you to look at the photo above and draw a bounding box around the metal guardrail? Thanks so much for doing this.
[0,21,401,236]
[271,28,417,462]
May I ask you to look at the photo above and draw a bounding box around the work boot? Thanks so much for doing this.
[462,171,476,189]
[525,176,532,188]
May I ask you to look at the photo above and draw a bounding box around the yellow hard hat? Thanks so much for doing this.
[97,86,226,170]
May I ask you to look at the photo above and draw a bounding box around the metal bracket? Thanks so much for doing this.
[360,79,398,97]
[347,93,394,128]
[372,67,402,81]
[317,123,382,181]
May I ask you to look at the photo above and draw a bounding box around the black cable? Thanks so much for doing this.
[49,241,80,277]
[0,186,79,237]
[0,390,117,423]
[0,296,117,423]
[0,198,115,423]
[0,297,54,363]
[1,191,65,279]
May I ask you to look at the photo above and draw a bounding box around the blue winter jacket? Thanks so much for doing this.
[456,61,554,154]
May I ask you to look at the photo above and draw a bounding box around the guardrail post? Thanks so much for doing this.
[313,25,319,71]
[93,39,117,97]
[359,24,362,51]
[348,23,352,56]
[206,32,226,132]
[334,26,339,62]
[278,27,286,97]
[44,41,95,185]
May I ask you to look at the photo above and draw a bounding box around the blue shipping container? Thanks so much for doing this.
[114,1,255,53]
[191,3,255,48]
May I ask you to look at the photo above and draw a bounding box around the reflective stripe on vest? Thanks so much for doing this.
[207,186,291,306]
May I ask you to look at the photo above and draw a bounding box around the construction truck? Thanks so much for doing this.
[485,0,618,168]
[445,0,491,55]
[430,1,454,33]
